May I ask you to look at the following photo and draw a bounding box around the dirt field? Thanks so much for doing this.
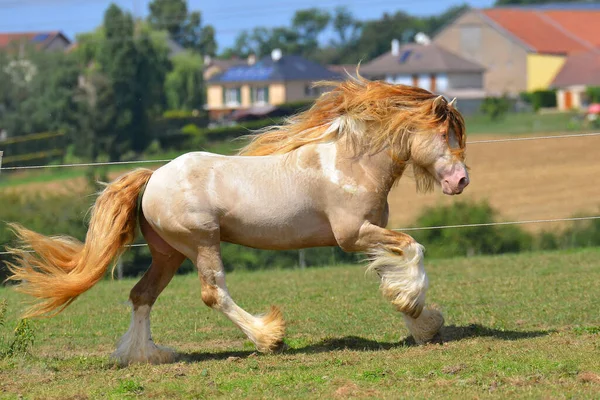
[388,132,600,231]
[3,132,599,232]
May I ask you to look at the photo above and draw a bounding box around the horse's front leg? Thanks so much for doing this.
[336,221,444,344]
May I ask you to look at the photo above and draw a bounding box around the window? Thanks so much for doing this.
[252,87,269,104]
[224,87,241,106]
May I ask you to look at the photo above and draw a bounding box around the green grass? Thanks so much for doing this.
[465,111,581,135]
[1,248,599,398]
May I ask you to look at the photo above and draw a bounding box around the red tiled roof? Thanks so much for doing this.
[551,50,600,88]
[0,31,60,49]
[482,9,600,54]
[543,11,600,48]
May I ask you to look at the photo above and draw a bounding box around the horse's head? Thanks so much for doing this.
[402,95,469,195]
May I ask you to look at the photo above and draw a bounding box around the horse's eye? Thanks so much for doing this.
[441,133,447,140]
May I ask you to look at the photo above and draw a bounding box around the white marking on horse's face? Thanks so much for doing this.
[317,142,366,194]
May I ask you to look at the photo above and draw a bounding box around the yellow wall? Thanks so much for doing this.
[207,85,223,108]
[241,85,251,107]
[526,54,566,92]
[269,83,286,105]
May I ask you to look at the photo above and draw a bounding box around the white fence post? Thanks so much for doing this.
[0,151,3,175]
[298,249,306,269]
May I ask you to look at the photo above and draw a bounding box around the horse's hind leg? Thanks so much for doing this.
[111,217,185,366]
[196,243,285,353]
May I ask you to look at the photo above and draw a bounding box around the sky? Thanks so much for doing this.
[0,0,495,51]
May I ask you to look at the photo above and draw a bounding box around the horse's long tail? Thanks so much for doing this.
[5,168,154,319]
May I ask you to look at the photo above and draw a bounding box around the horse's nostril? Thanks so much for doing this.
[458,177,468,187]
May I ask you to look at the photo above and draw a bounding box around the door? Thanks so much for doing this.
[564,90,572,110]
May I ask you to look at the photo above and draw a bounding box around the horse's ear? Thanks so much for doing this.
[432,95,446,113]
[449,97,457,108]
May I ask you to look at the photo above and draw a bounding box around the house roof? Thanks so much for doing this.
[0,31,70,50]
[204,57,246,70]
[360,43,485,75]
[208,54,341,83]
[480,8,600,54]
[327,64,360,77]
[551,50,600,88]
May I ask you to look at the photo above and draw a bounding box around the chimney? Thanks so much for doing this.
[271,48,282,62]
[415,32,431,46]
[391,39,400,56]
[247,54,256,65]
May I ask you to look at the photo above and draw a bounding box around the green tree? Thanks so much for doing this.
[89,4,170,159]
[165,51,204,110]
[0,46,79,138]
[331,6,362,47]
[292,8,331,57]
[147,0,217,55]
[353,11,426,61]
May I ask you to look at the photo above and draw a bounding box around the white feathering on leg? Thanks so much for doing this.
[111,303,176,366]
[366,242,428,318]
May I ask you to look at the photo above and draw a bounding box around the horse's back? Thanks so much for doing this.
[141,151,337,251]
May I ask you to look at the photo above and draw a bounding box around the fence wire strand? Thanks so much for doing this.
[1,132,600,172]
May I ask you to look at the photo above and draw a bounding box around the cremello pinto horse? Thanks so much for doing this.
[6,76,469,366]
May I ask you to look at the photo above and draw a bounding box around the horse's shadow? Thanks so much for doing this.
[179,323,552,363]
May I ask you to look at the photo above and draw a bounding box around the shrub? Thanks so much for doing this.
[480,95,511,120]
[559,216,600,249]
[410,200,533,258]
[585,86,600,103]
[0,300,35,358]
[521,90,557,111]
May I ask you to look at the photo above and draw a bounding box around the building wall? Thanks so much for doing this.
[241,85,251,107]
[207,80,325,111]
[434,10,528,95]
[526,54,566,92]
[557,85,586,111]
[45,35,70,51]
[384,72,482,93]
[447,72,484,89]
[270,83,286,104]
[207,85,223,108]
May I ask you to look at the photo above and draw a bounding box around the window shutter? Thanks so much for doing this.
[265,86,270,103]
[251,87,255,104]
[222,86,226,106]
[237,87,241,103]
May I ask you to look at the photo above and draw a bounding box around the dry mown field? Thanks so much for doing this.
[388,132,600,231]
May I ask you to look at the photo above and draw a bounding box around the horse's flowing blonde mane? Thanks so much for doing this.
[238,74,466,158]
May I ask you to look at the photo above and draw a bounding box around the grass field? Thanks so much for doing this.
[1,248,599,399]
